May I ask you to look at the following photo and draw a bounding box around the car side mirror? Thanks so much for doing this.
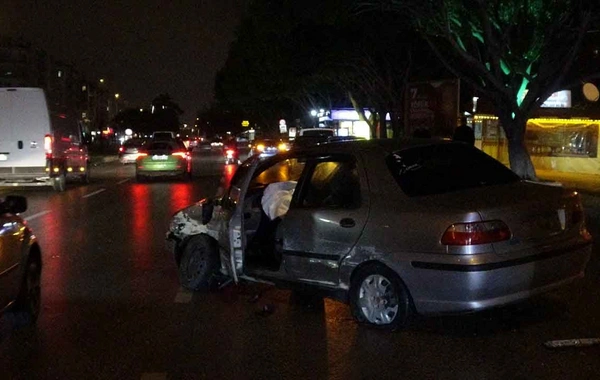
[0,195,27,214]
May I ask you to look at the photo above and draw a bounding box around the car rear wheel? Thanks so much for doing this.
[350,263,412,330]
[178,235,220,291]
[12,258,42,325]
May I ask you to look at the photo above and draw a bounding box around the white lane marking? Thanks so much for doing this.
[24,210,51,221]
[140,373,167,380]
[82,188,106,198]
[117,178,130,185]
[174,287,193,303]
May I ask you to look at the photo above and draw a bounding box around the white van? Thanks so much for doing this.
[0,87,89,191]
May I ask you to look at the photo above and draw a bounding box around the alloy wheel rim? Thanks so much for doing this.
[358,274,399,325]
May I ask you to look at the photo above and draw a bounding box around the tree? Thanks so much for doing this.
[150,93,183,132]
[377,0,599,179]
[214,0,422,137]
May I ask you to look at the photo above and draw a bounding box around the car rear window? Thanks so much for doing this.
[386,143,520,197]
[124,139,144,148]
[148,142,176,151]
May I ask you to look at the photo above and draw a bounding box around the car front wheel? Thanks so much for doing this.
[178,235,219,291]
[349,263,412,330]
[12,258,42,325]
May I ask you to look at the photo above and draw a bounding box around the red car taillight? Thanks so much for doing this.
[119,146,124,153]
[44,134,53,159]
[172,151,188,158]
[441,220,511,246]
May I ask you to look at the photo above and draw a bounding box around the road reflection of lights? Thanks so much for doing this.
[131,184,151,270]
[169,184,194,214]
[223,164,236,189]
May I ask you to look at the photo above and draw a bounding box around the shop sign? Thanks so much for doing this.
[541,90,571,108]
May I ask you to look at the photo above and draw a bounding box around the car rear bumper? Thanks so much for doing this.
[119,154,139,164]
[407,242,591,315]
[137,169,187,177]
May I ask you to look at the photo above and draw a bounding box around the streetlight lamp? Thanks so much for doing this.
[114,93,120,115]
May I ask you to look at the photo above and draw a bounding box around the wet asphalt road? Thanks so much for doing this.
[1,151,600,379]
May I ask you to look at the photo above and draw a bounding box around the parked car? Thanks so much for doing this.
[118,138,146,164]
[0,87,90,191]
[0,195,42,324]
[165,139,592,330]
[135,140,191,182]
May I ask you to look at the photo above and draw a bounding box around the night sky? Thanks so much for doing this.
[3,0,248,126]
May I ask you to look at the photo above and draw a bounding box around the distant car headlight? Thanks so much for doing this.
[257,144,265,152]
[278,143,289,151]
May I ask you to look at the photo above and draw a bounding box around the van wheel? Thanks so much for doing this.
[349,263,412,331]
[11,258,42,325]
[52,173,66,192]
[81,163,90,183]
[178,235,219,291]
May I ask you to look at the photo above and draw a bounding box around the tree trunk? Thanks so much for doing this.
[499,115,537,180]
[507,136,537,180]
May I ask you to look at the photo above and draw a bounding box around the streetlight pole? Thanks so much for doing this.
[114,93,120,115]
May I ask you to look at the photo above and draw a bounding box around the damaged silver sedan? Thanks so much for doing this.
[166,139,592,330]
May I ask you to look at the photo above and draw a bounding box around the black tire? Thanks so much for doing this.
[349,263,412,331]
[81,163,90,184]
[12,258,42,325]
[178,234,220,291]
[52,173,66,192]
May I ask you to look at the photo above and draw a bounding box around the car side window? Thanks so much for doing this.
[301,160,361,209]
[249,158,305,188]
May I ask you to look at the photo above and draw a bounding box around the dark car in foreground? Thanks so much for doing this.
[0,196,42,324]
[135,140,191,182]
[166,139,592,330]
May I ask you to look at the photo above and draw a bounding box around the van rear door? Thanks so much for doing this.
[0,88,49,172]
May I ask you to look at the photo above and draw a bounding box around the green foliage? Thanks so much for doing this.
[402,0,597,115]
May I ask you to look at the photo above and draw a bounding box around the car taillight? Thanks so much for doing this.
[172,151,188,158]
[44,134,53,158]
[136,152,148,158]
[226,149,235,155]
[441,220,511,246]
[119,146,124,153]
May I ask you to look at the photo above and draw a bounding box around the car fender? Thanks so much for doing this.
[17,226,42,278]
[170,202,221,242]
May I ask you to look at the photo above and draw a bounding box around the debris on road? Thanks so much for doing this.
[544,338,600,349]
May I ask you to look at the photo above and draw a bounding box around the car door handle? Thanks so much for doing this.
[339,218,355,228]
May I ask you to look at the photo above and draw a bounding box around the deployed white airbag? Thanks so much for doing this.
[261,181,297,220]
